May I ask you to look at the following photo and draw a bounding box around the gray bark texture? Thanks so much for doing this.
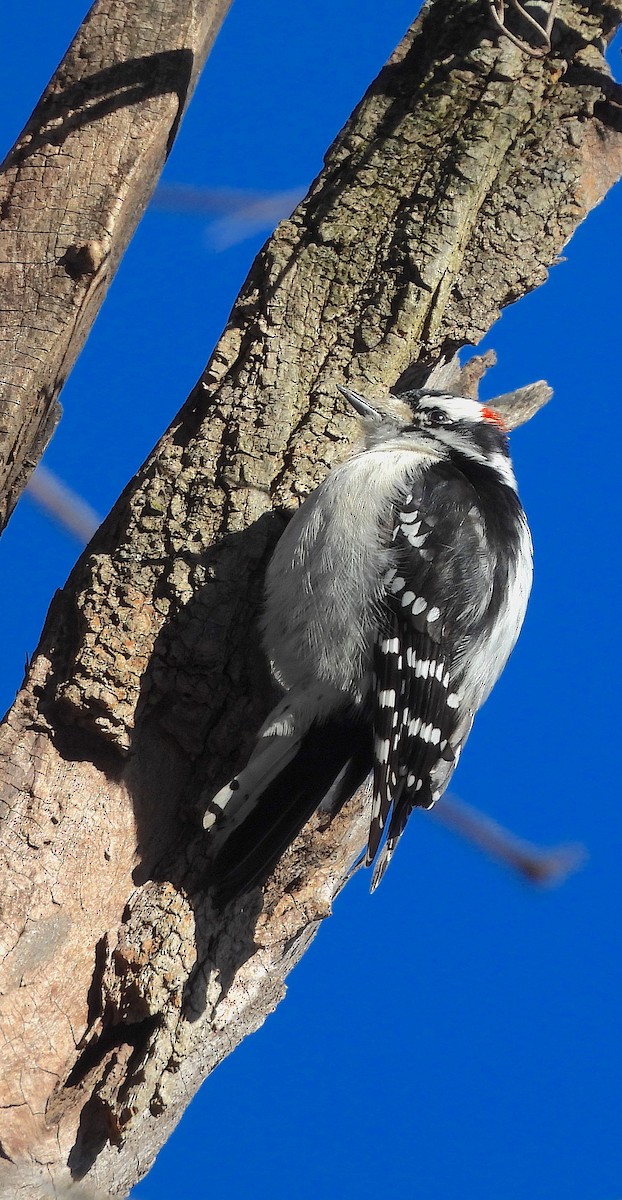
[0,0,232,534]
[1,0,622,1195]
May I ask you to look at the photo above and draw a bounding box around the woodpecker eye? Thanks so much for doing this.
[426,407,452,426]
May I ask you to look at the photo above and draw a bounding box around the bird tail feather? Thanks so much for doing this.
[208,718,371,904]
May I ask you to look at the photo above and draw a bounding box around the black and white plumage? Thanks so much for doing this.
[204,386,532,897]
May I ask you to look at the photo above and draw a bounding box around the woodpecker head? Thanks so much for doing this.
[337,384,513,483]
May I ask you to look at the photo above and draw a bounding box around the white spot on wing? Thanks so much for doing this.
[375,737,390,764]
[381,637,400,653]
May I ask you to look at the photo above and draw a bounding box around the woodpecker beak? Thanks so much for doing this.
[337,384,383,423]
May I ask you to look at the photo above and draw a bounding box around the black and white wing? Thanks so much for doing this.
[368,466,496,888]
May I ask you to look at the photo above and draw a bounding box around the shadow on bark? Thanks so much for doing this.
[2,49,194,173]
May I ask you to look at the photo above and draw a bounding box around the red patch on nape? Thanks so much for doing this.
[481,405,507,430]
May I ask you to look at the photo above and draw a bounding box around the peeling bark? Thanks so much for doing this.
[0,0,232,534]
[1,1,622,1195]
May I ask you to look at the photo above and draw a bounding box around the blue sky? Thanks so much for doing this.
[2,3,622,1198]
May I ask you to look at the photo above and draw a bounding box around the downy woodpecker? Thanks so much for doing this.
[204,386,532,897]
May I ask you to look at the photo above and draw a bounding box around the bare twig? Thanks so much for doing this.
[487,0,561,57]
[26,465,101,543]
[432,794,586,885]
[152,182,306,248]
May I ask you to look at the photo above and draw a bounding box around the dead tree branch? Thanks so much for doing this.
[0,0,231,533]
[1,0,622,1194]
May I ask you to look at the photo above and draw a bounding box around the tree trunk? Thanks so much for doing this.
[1,0,621,1195]
[0,0,231,534]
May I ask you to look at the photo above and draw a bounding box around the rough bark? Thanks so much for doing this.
[0,0,231,534]
[1,0,622,1195]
